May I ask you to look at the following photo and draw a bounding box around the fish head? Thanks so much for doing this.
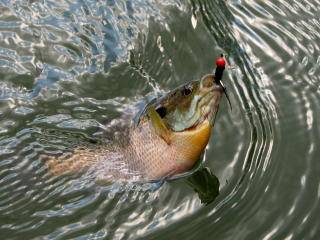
[136,74,224,173]
[149,74,224,132]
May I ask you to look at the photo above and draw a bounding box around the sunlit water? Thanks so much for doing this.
[0,0,319,239]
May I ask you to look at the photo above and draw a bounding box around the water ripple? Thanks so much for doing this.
[0,0,319,239]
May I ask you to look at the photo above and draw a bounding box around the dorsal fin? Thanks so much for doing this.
[133,97,158,127]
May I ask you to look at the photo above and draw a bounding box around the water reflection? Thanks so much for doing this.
[2,0,319,238]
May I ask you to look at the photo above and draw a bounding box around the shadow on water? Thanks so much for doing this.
[185,167,220,205]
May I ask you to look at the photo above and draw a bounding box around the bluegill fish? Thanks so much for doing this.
[47,74,224,182]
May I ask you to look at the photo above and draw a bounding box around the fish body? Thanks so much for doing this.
[47,74,224,182]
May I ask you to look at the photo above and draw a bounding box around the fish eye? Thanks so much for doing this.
[156,106,167,118]
[183,87,192,96]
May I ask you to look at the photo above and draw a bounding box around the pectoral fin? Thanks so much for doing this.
[147,106,171,144]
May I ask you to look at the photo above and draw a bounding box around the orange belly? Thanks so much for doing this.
[47,120,213,181]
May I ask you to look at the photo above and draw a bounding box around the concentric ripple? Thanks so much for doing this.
[0,0,319,239]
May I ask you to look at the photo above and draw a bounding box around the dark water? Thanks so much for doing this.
[0,0,319,239]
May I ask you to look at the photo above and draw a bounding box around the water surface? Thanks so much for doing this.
[0,0,319,239]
